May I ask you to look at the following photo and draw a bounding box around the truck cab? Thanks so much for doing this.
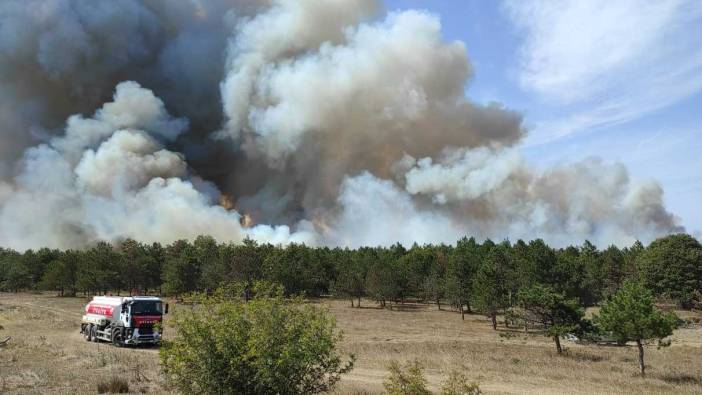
[118,296,166,345]
[81,295,168,347]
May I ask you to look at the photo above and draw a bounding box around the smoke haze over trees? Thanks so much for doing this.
[0,0,684,250]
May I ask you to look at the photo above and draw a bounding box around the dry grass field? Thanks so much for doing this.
[0,293,700,394]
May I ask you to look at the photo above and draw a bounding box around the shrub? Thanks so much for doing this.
[440,370,481,395]
[160,282,354,395]
[384,360,431,395]
[96,376,129,394]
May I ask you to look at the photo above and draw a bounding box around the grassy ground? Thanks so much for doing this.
[0,293,700,394]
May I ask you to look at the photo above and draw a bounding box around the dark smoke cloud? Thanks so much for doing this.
[0,0,684,250]
[0,0,246,177]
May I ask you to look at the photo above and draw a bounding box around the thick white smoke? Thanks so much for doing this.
[324,148,680,248]
[0,0,684,250]
[219,6,525,220]
[0,82,315,250]
[0,182,12,208]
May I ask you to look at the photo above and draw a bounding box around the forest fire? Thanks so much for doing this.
[218,194,235,210]
[0,0,683,251]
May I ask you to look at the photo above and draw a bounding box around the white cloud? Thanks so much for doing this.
[504,0,702,143]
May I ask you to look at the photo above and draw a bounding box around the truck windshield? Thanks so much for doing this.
[130,301,163,315]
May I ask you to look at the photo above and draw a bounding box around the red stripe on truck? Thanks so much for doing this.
[86,304,115,316]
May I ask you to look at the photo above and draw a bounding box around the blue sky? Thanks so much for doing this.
[384,0,702,236]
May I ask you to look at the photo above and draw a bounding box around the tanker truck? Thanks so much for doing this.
[80,296,168,346]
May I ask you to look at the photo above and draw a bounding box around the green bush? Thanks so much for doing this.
[384,360,431,395]
[159,282,354,395]
[440,370,481,395]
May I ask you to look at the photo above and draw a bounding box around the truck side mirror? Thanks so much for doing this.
[165,303,169,314]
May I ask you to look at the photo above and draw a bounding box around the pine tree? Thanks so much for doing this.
[595,281,677,376]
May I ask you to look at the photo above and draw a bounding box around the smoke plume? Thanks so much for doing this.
[0,0,683,250]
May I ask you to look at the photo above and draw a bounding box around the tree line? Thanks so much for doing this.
[2,233,698,376]
[1,234,700,311]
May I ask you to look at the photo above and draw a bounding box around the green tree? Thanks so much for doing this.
[510,239,533,289]
[636,234,702,307]
[579,240,603,305]
[595,281,677,376]
[119,239,148,295]
[472,246,509,330]
[422,248,446,309]
[265,243,323,296]
[529,239,559,287]
[365,251,396,308]
[601,245,625,298]
[145,242,165,294]
[193,235,224,292]
[225,238,265,299]
[445,237,480,319]
[516,284,586,354]
[510,239,560,302]
[40,257,78,296]
[78,242,123,295]
[1,252,30,292]
[25,248,61,290]
[399,245,435,299]
[61,250,80,296]
[310,246,337,295]
[331,248,366,307]
[622,240,644,281]
[161,240,200,297]
[553,246,586,301]
[160,283,354,394]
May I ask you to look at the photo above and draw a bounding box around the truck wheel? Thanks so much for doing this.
[86,324,93,341]
[112,328,123,347]
[82,325,90,341]
[91,325,98,342]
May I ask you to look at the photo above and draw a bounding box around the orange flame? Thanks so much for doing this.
[241,214,254,228]
[218,194,234,210]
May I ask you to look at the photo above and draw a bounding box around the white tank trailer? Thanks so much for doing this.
[80,295,168,346]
